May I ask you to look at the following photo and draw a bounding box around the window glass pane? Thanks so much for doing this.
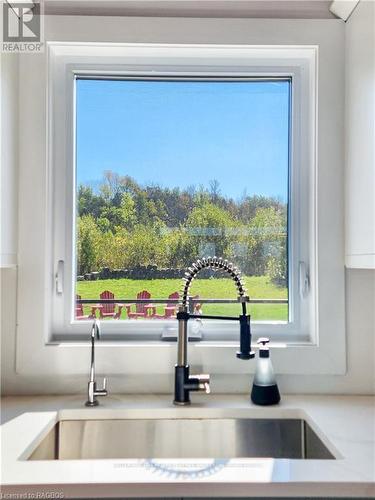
[75,79,289,322]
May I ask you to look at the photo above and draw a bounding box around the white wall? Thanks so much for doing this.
[1,13,374,395]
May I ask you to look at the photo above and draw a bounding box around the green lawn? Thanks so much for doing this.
[77,276,288,321]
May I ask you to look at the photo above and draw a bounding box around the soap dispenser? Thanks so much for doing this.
[251,338,280,405]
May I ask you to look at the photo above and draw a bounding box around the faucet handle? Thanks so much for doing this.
[95,377,108,396]
[196,374,211,394]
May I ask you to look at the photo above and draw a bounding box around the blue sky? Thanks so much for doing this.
[76,79,290,200]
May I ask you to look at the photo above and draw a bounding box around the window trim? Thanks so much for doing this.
[49,43,313,344]
[15,38,346,377]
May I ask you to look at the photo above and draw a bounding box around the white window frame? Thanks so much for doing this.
[15,17,346,378]
[49,43,313,344]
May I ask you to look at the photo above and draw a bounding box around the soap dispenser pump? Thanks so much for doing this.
[251,338,280,405]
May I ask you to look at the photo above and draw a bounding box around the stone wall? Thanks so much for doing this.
[77,265,221,281]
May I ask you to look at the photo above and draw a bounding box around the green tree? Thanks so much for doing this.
[120,192,137,229]
[99,206,124,228]
[242,207,286,276]
[186,202,239,259]
[77,215,101,274]
[77,185,105,218]
[76,170,289,276]
[99,170,122,204]
[266,243,287,287]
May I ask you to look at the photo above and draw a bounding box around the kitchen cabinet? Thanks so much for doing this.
[1,54,18,268]
[345,1,375,268]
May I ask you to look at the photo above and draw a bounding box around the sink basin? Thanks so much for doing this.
[27,418,335,460]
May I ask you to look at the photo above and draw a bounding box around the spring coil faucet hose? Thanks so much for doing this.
[174,257,255,405]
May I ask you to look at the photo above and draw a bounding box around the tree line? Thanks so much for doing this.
[77,170,287,286]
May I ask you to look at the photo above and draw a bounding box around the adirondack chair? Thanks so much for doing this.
[92,290,124,319]
[75,294,94,320]
[154,291,180,319]
[125,290,154,319]
[163,291,180,318]
[154,293,202,319]
[190,294,202,315]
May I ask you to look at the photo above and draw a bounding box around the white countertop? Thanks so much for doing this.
[1,394,374,498]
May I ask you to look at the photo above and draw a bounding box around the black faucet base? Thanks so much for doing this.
[173,364,205,405]
[173,400,191,406]
[236,351,255,360]
[174,365,191,405]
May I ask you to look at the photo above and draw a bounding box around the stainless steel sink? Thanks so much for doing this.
[27,418,335,460]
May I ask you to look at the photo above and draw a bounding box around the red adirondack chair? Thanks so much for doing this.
[154,291,180,319]
[75,294,94,320]
[92,290,124,319]
[125,290,154,319]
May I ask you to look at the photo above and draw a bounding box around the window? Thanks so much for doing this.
[16,31,347,377]
[75,78,290,327]
[48,43,315,344]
